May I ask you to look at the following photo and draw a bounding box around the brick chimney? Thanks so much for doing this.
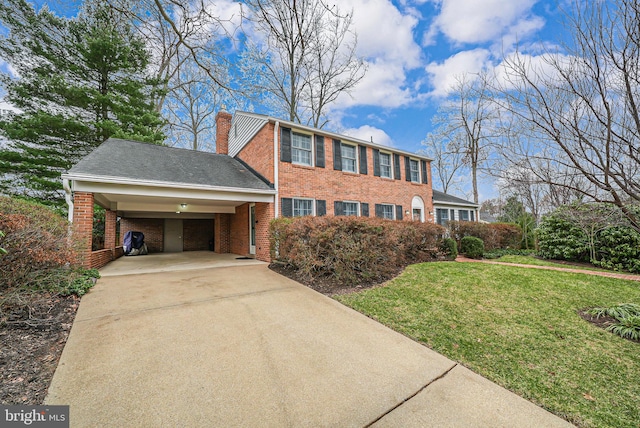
[215,108,232,155]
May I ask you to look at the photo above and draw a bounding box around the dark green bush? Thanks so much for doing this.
[270,217,446,285]
[536,208,589,262]
[460,236,484,259]
[439,238,458,260]
[593,226,640,273]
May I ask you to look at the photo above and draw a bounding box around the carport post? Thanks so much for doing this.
[72,191,94,268]
[105,209,117,256]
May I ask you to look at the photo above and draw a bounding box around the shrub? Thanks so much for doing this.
[0,196,81,291]
[593,226,640,273]
[460,236,484,259]
[270,216,446,286]
[448,221,522,251]
[439,238,458,260]
[536,209,589,262]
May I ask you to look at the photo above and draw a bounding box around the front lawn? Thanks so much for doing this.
[335,262,640,428]
[493,255,609,272]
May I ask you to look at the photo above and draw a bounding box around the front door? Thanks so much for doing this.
[249,204,256,255]
[164,219,183,252]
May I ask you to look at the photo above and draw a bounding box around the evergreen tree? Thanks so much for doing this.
[0,1,164,208]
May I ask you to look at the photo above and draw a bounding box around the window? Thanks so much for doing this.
[292,132,312,166]
[410,159,420,182]
[293,199,313,217]
[413,209,422,221]
[343,201,359,216]
[459,210,469,221]
[436,208,449,225]
[379,204,394,219]
[379,153,392,178]
[341,144,357,173]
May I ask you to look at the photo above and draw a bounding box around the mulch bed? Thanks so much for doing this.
[0,292,80,404]
[268,263,391,295]
[579,310,639,343]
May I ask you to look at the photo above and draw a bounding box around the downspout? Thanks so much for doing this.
[273,120,280,218]
[63,178,73,222]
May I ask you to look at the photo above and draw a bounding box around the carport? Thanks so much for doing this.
[62,138,276,269]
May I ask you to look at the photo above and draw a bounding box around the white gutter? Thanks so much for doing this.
[60,173,277,195]
[62,178,73,222]
[273,120,280,218]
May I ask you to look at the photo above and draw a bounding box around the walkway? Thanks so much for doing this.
[456,256,640,282]
[45,256,572,427]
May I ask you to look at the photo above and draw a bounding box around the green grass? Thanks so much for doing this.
[494,255,607,272]
[335,262,640,427]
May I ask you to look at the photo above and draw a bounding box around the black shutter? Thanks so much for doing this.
[471,210,475,221]
[393,154,401,180]
[315,135,325,168]
[281,198,293,217]
[359,146,368,175]
[375,204,383,218]
[361,203,369,217]
[405,157,411,182]
[280,128,292,163]
[334,201,344,216]
[421,160,428,184]
[333,139,342,171]
[316,200,326,216]
[373,149,380,177]
[396,205,403,220]
[450,209,455,220]
[436,209,442,225]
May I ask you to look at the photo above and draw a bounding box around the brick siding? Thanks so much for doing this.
[119,218,164,253]
[236,123,275,183]
[183,219,214,251]
[215,111,232,155]
[230,204,250,256]
[73,192,94,268]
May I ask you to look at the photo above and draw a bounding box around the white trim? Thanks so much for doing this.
[62,173,276,195]
[292,197,315,217]
[291,130,314,167]
[342,200,360,216]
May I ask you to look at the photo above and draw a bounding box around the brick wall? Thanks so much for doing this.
[89,249,114,269]
[236,123,275,183]
[73,192,94,268]
[215,213,231,253]
[183,219,214,251]
[255,202,274,262]
[119,218,164,253]
[104,209,117,251]
[230,204,250,256]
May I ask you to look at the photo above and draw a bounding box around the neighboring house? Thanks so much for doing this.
[432,190,480,226]
[63,110,434,268]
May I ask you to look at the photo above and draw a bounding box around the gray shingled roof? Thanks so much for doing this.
[432,190,478,206]
[67,138,273,191]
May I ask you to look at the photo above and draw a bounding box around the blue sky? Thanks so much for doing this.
[2,0,574,200]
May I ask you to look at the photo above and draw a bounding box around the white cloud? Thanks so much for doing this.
[425,49,491,96]
[429,0,543,45]
[342,124,394,147]
[336,59,413,108]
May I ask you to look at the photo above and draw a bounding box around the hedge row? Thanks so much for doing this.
[0,196,81,290]
[447,221,522,251]
[270,216,447,285]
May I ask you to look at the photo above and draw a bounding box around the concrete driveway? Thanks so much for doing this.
[46,255,572,427]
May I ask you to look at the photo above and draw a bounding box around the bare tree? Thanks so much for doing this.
[494,0,640,230]
[243,0,366,128]
[421,132,467,194]
[434,73,497,203]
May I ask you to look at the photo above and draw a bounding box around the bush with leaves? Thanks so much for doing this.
[0,196,84,291]
[593,226,640,273]
[536,209,590,262]
[460,236,484,259]
[270,217,446,286]
[439,238,458,260]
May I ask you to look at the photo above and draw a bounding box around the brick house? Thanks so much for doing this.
[62,110,434,269]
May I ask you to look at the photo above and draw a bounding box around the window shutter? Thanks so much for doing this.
[316,199,326,216]
[280,128,292,163]
[405,157,411,182]
[393,154,401,180]
[373,149,380,177]
[333,139,342,171]
[375,204,383,218]
[421,160,428,184]
[359,146,368,175]
[361,202,369,217]
[450,209,455,220]
[334,201,344,216]
[470,210,475,221]
[436,209,442,224]
[281,198,293,217]
[396,205,403,220]
[315,135,325,168]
